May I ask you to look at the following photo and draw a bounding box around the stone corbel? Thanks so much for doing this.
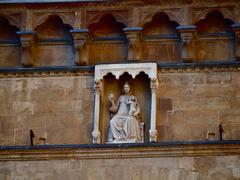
[17,31,37,67]
[70,29,89,66]
[176,25,196,63]
[149,78,158,142]
[92,80,102,144]
[123,27,142,61]
[232,24,240,61]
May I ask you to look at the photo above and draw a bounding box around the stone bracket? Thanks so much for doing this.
[123,27,142,61]
[177,25,196,63]
[232,24,240,61]
[70,29,89,65]
[17,31,37,67]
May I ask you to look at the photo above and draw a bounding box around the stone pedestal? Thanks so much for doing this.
[17,31,37,67]
[123,27,142,61]
[177,25,196,63]
[232,24,240,61]
[70,29,89,65]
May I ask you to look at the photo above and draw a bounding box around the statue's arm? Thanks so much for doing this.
[109,98,119,113]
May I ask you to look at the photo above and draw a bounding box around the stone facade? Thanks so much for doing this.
[0,0,240,179]
[0,155,239,180]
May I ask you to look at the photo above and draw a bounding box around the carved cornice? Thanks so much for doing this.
[0,66,94,78]
[0,141,239,161]
[158,62,240,73]
[0,62,240,78]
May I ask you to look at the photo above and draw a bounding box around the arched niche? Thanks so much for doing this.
[0,17,21,67]
[88,14,128,65]
[194,10,235,62]
[92,63,158,144]
[142,13,181,63]
[35,15,74,66]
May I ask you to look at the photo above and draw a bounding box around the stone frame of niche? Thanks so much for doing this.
[92,63,158,144]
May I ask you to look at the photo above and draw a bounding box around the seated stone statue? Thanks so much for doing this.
[107,82,141,143]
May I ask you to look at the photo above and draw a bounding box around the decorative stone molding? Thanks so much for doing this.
[0,63,240,78]
[123,27,142,61]
[17,31,37,67]
[192,7,236,24]
[232,24,240,61]
[93,63,158,143]
[92,79,102,144]
[70,29,89,65]
[177,25,196,63]
[0,141,239,161]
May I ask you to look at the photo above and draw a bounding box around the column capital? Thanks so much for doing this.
[176,25,196,42]
[17,31,37,47]
[232,24,240,36]
[70,29,90,65]
[123,27,142,39]
[150,78,158,91]
[123,27,142,61]
[17,31,37,67]
[94,80,102,93]
[70,29,89,49]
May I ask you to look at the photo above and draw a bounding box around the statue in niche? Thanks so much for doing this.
[107,82,141,143]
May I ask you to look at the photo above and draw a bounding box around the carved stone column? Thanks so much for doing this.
[176,25,196,63]
[149,78,158,142]
[17,31,37,67]
[70,29,89,65]
[92,80,102,144]
[123,27,142,61]
[232,24,240,61]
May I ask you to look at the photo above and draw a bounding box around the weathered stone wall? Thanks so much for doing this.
[0,75,94,145]
[0,155,239,180]
[157,71,240,141]
[0,70,239,145]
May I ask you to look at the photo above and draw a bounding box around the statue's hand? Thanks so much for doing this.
[108,93,114,102]
[132,111,139,117]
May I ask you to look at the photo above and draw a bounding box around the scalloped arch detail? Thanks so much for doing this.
[95,63,157,81]
[33,14,74,30]
[194,9,235,24]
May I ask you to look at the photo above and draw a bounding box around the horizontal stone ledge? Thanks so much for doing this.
[0,62,239,78]
[0,140,239,161]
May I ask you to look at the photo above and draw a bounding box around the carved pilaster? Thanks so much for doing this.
[70,29,89,65]
[149,78,158,142]
[123,27,142,61]
[232,24,240,61]
[17,31,37,67]
[92,80,102,144]
[177,25,196,63]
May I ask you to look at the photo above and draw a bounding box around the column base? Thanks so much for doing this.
[92,130,101,144]
[149,129,158,142]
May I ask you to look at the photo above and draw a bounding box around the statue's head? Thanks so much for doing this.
[122,82,131,94]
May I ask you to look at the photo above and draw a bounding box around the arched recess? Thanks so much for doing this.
[142,12,181,63]
[194,10,235,62]
[0,17,21,67]
[88,14,128,65]
[35,15,74,66]
[92,63,158,143]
